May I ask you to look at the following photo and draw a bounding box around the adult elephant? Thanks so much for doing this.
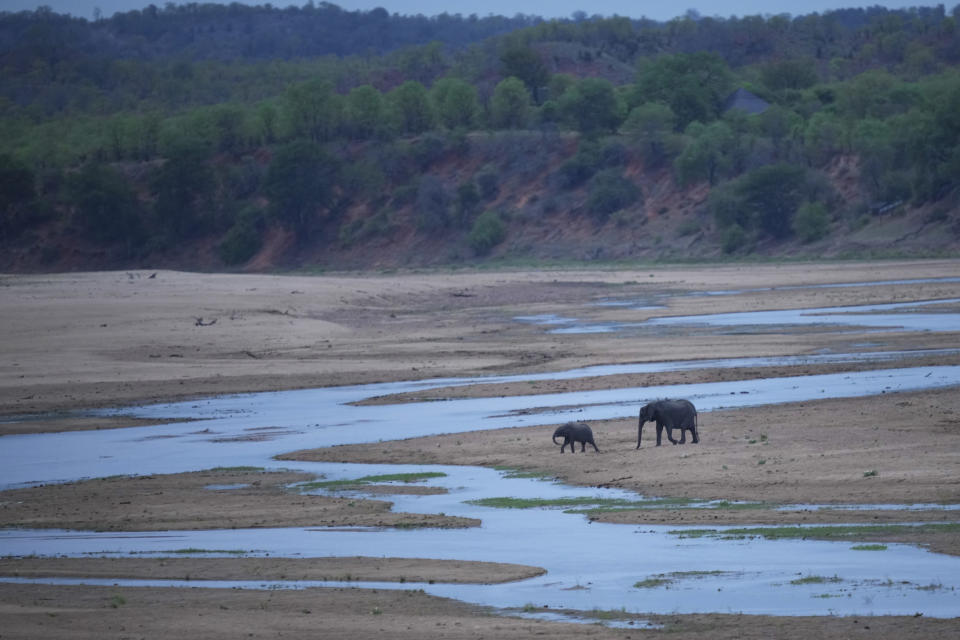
[637,399,698,448]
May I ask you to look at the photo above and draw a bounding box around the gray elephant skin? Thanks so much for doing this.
[552,422,599,453]
[637,399,698,448]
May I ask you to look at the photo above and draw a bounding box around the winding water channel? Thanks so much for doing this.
[3,295,960,620]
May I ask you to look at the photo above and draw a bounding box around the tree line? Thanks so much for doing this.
[1,4,959,266]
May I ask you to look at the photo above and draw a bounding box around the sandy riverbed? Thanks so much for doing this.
[2,261,960,638]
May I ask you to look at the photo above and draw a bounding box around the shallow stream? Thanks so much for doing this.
[2,294,960,620]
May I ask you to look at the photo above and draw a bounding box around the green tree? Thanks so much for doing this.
[632,53,732,130]
[284,79,342,142]
[714,163,812,240]
[431,77,478,130]
[264,140,339,234]
[838,70,896,119]
[153,142,214,239]
[0,154,37,241]
[621,102,679,167]
[499,45,549,103]
[69,162,143,245]
[255,102,279,145]
[559,77,624,136]
[218,205,265,265]
[345,85,384,140]
[209,103,247,154]
[587,169,640,219]
[792,201,830,242]
[468,209,507,254]
[852,118,896,199]
[803,111,846,166]
[389,81,435,135]
[490,77,531,130]
[760,58,819,91]
[757,105,803,160]
[675,120,735,185]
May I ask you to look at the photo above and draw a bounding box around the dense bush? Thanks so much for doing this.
[468,209,507,254]
[219,206,265,265]
[792,201,831,243]
[587,169,641,218]
[712,163,832,241]
[68,163,143,245]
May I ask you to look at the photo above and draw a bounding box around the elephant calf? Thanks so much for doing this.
[552,422,599,453]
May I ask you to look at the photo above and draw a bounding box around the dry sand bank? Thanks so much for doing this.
[0,557,544,585]
[3,261,959,417]
[0,468,476,531]
[3,262,960,636]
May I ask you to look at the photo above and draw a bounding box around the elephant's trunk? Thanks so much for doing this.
[552,433,562,446]
[637,418,646,449]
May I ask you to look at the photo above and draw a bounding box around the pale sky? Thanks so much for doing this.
[1,0,942,22]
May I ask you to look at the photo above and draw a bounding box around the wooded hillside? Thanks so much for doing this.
[2,3,959,271]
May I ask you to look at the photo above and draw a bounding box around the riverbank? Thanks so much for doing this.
[2,583,957,640]
[2,262,960,636]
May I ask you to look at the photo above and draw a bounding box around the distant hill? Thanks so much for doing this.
[0,3,540,60]
[1,4,958,272]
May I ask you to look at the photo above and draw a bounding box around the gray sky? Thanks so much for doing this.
[2,1,938,21]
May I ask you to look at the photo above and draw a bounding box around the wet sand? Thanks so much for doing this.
[0,557,545,585]
[2,261,960,638]
[0,468,476,531]
[4,583,959,640]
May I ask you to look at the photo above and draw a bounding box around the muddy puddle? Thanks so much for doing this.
[3,296,960,619]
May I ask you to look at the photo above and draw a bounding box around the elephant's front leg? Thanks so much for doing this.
[677,427,686,444]
[655,423,663,446]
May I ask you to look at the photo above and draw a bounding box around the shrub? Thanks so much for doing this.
[415,176,451,231]
[475,165,500,200]
[721,223,748,253]
[68,162,144,245]
[556,142,599,189]
[218,206,264,265]
[792,201,830,243]
[587,169,640,219]
[468,209,507,254]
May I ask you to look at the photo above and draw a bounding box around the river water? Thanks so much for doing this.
[2,295,960,620]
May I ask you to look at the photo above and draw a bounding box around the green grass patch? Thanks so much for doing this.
[298,471,447,491]
[634,577,672,588]
[588,607,630,620]
[493,466,556,481]
[790,575,842,585]
[634,570,730,589]
[670,523,960,541]
[851,544,888,551]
